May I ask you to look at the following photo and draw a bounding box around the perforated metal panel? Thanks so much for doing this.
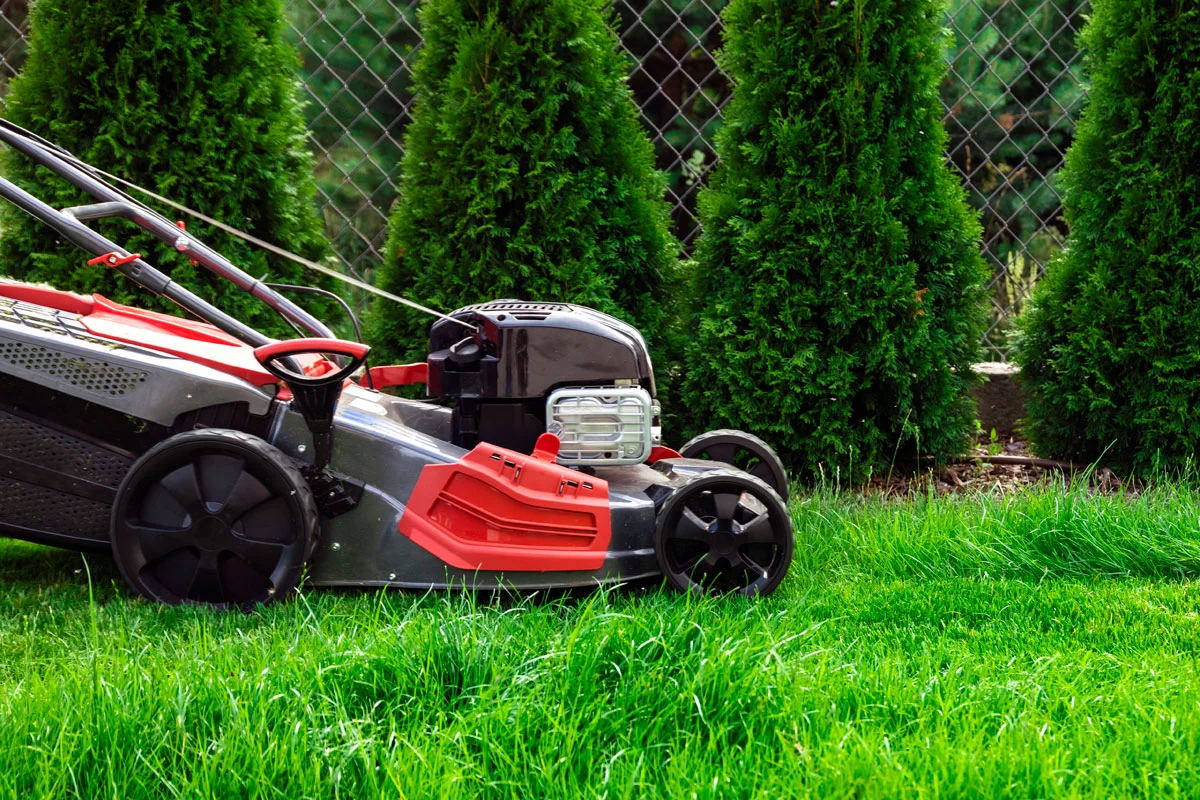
[0,340,147,397]
[0,316,274,426]
[0,296,111,347]
[0,409,133,485]
[462,301,574,314]
[0,475,109,537]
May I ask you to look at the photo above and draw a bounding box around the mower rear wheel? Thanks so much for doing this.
[678,429,789,501]
[111,429,318,610]
[654,469,793,596]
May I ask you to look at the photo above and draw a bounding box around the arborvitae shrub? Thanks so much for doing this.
[1014,0,1200,472]
[0,0,333,336]
[681,0,988,482]
[365,0,678,364]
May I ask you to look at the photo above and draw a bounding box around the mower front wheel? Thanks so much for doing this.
[110,428,319,610]
[654,469,793,597]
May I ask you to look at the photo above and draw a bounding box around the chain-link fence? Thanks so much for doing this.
[942,0,1089,357]
[0,0,1088,358]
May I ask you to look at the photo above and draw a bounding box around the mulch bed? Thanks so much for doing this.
[863,437,1135,499]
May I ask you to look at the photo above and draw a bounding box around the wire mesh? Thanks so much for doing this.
[0,0,25,99]
[0,0,1088,357]
[942,0,1089,358]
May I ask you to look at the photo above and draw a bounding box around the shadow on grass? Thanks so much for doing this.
[0,535,674,614]
[0,538,121,588]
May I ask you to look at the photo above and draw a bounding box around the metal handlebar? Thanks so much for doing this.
[0,120,336,345]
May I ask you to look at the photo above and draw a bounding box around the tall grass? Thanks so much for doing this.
[1,480,1200,798]
[795,479,1200,581]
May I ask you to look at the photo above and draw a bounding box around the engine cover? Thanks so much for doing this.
[427,301,655,401]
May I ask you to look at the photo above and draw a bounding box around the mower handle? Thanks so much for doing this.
[253,338,370,387]
[0,123,336,343]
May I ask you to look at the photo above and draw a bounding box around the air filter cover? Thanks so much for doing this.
[547,386,653,465]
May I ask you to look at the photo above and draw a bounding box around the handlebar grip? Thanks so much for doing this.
[253,338,370,387]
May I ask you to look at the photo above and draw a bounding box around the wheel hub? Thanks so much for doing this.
[711,530,736,555]
[193,515,231,552]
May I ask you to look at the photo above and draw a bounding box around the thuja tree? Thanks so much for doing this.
[1015,0,1200,472]
[0,0,333,336]
[681,0,988,481]
[365,0,678,363]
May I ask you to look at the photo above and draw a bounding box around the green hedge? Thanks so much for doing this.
[681,0,988,481]
[364,0,679,366]
[1014,0,1200,472]
[0,0,333,337]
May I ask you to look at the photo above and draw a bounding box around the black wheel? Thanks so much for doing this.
[111,428,318,609]
[678,429,789,501]
[654,469,793,596]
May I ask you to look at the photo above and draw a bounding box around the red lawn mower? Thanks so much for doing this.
[0,120,794,608]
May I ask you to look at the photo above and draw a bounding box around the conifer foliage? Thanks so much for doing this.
[1015,0,1200,472]
[0,0,332,336]
[366,0,678,363]
[681,0,988,482]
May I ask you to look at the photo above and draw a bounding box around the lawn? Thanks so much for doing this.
[3,481,1200,798]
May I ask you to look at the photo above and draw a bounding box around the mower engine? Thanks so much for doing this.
[427,301,658,465]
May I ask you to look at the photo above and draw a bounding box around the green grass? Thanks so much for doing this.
[5,482,1200,798]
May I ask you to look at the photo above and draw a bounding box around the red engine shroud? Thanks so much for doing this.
[398,439,612,572]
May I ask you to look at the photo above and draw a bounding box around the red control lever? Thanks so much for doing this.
[87,251,142,268]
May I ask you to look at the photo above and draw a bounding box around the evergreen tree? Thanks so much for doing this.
[1014,0,1200,472]
[682,0,988,481]
[0,0,333,336]
[365,0,678,364]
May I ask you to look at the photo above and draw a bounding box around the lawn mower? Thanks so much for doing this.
[0,120,795,608]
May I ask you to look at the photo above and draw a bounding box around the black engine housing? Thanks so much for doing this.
[426,301,655,452]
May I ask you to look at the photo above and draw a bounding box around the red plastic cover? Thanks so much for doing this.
[359,362,428,389]
[0,282,95,315]
[0,283,329,387]
[81,296,280,385]
[398,441,612,572]
[647,445,683,463]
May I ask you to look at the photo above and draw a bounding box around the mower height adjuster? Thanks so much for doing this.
[302,466,365,519]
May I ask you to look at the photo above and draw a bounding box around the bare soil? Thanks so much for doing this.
[864,436,1134,499]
